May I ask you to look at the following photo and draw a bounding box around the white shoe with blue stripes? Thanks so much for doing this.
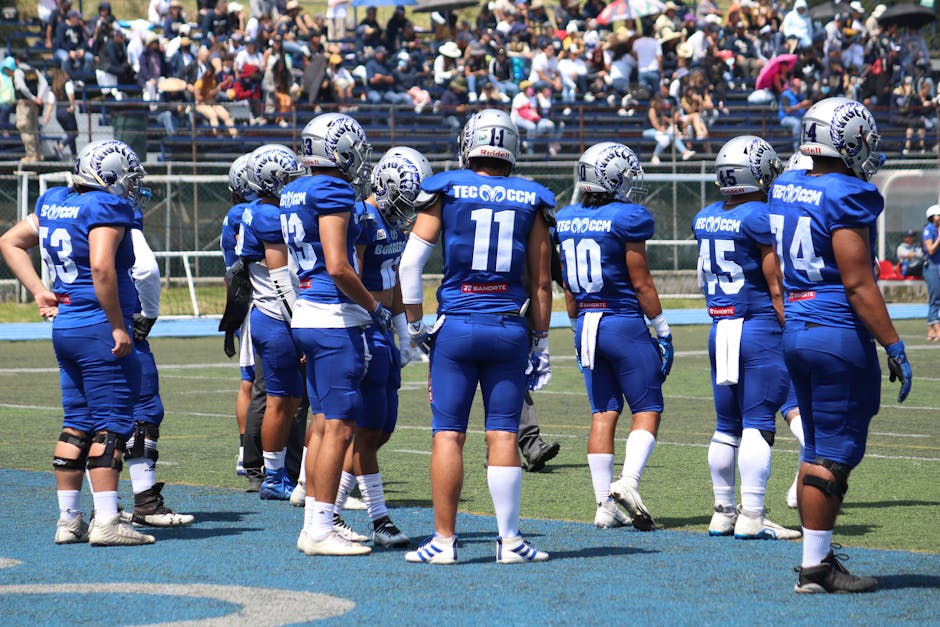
[404,535,457,564]
[496,536,549,564]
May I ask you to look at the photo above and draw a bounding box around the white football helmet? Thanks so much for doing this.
[785,152,813,172]
[799,97,885,181]
[371,146,435,229]
[228,153,258,201]
[73,139,150,207]
[577,142,646,203]
[459,108,520,169]
[714,135,782,195]
[246,144,303,197]
[298,113,372,197]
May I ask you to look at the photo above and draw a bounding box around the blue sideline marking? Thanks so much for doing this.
[0,304,928,341]
[0,469,938,624]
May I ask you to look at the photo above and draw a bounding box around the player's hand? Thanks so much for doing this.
[408,320,431,354]
[526,336,551,391]
[657,334,674,378]
[885,340,912,403]
[132,313,157,342]
[370,302,392,333]
[112,327,132,358]
[399,344,417,367]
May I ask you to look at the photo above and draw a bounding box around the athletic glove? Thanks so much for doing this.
[132,313,157,343]
[885,340,912,403]
[370,302,392,333]
[526,334,552,391]
[657,334,674,378]
[408,320,432,354]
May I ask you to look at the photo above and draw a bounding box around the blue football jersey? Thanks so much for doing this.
[768,169,883,327]
[36,186,137,328]
[923,222,940,265]
[279,174,358,304]
[423,170,555,314]
[554,201,654,316]
[357,201,406,292]
[692,199,778,320]
[221,202,251,269]
[236,198,282,262]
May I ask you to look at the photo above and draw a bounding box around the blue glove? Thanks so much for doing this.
[885,340,912,403]
[526,336,552,391]
[370,302,392,333]
[657,334,674,378]
[408,320,432,354]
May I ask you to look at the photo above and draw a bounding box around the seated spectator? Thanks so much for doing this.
[54,9,94,79]
[778,77,812,152]
[269,54,296,126]
[163,0,187,38]
[358,6,384,49]
[644,90,694,164]
[385,6,408,51]
[464,42,489,103]
[45,0,72,49]
[681,69,715,154]
[528,40,562,95]
[479,80,510,104]
[557,44,587,107]
[96,28,137,99]
[138,30,168,101]
[439,75,470,146]
[434,40,462,87]
[216,54,238,101]
[193,53,239,136]
[897,229,925,277]
[365,46,412,106]
[899,77,937,155]
[149,0,169,26]
[488,46,518,98]
[327,54,356,112]
[170,35,197,84]
[633,22,662,98]
[510,80,560,157]
[276,0,315,62]
[202,0,235,45]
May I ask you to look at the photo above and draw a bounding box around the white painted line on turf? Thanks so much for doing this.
[0,363,239,374]
[870,431,931,438]
[0,559,21,569]
[0,584,354,624]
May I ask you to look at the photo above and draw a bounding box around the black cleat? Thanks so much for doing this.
[245,469,263,493]
[795,548,877,594]
[525,441,560,472]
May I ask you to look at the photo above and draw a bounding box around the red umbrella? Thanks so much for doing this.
[755,53,797,91]
[597,0,666,25]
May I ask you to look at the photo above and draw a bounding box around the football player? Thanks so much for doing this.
[555,142,673,532]
[284,113,386,557]
[238,144,306,501]
[0,140,153,545]
[693,135,800,540]
[768,97,911,593]
[399,109,554,564]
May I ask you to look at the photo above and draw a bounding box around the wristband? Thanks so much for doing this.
[649,314,670,338]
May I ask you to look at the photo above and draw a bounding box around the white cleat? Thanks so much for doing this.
[708,505,737,536]
[333,514,369,542]
[289,481,306,508]
[496,536,549,564]
[594,500,631,529]
[88,514,156,546]
[405,535,457,564]
[609,479,656,531]
[55,514,89,544]
[734,509,802,540]
[787,480,799,509]
[343,496,367,511]
[297,529,371,556]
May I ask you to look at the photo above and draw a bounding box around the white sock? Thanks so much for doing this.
[57,490,82,520]
[263,448,286,473]
[708,431,739,509]
[238,446,244,464]
[334,470,357,513]
[587,453,614,504]
[789,415,806,481]
[297,446,307,485]
[357,472,388,521]
[92,491,119,519]
[739,428,771,515]
[303,496,318,531]
[305,499,335,540]
[802,527,834,567]
[621,429,656,488]
[127,457,157,494]
[487,465,522,539]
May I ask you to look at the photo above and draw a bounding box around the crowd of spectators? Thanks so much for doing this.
[3,0,939,159]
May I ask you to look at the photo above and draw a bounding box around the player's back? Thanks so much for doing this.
[693,199,778,320]
[37,186,136,327]
[768,168,882,327]
[221,203,250,269]
[555,200,652,318]
[424,169,554,314]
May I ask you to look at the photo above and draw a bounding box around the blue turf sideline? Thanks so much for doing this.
[0,304,928,341]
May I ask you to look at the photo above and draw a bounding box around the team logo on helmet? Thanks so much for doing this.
[830,100,878,160]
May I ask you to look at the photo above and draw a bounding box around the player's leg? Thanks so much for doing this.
[785,325,878,593]
[294,327,370,556]
[781,382,804,509]
[242,352,266,492]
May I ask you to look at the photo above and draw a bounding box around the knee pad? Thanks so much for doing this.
[86,431,127,472]
[53,431,91,471]
[125,421,160,462]
[802,457,851,499]
[759,429,775,447]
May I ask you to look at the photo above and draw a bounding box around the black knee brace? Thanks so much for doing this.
[53,431,91,471]
[802,457,851,499]
[759,429,775,447]
[125,421,160,462]
[86,431,127,471]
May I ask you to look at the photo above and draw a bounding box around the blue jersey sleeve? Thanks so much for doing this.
[85,192,136,231]
[307,177,358,216]
[422,171,457,194]
[615,204,655,242]
[740,203,773,247]
[828,182,882,232]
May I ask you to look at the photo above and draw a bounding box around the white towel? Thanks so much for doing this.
[714,317,744,385]
[579,311,604,370]
[238,304,255,369]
